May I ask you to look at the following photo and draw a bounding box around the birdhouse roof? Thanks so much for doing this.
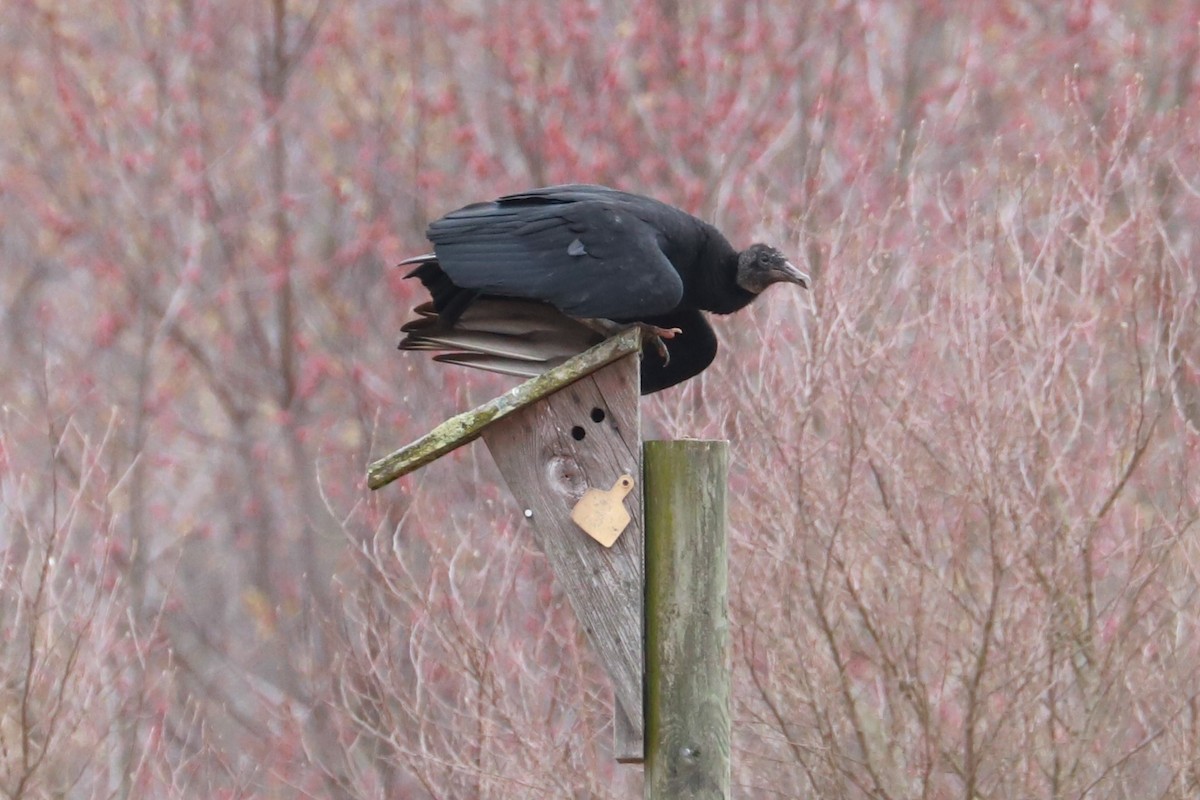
[368,326,642,489]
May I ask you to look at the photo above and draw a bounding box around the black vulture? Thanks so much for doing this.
[398,184,809,394]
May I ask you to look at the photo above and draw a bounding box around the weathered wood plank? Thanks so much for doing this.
[614,702,641,765]
[482,353,645,758]
[644,440,730,799]
[367,327,642,489]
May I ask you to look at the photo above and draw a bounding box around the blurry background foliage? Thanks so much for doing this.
[1,1,1199,797]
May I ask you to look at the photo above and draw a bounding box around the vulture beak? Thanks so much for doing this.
[774,260,811,289]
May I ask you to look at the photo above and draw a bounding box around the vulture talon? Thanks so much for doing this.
[640,324,683,367]
[644,325,683,340]
[648,335,670,366]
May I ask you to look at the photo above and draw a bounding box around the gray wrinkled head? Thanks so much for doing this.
[736,243,810,294]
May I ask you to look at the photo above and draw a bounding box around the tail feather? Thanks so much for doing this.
[433,353,569,379]
[401,254,477,324]
[398,252,437,267]
[398,290,602,380]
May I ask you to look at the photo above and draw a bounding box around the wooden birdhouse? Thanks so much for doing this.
[368,327,646,761]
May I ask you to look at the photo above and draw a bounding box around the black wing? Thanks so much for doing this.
[425,191,684,320]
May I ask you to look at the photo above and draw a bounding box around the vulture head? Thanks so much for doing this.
[736,243,810,294]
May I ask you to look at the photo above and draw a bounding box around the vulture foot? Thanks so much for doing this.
[581,319,684,366]
[640,324,683,366]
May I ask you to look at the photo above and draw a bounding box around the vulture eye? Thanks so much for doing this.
[758,252,769,265]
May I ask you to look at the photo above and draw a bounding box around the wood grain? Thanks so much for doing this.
[483,353,645,761]
[644,440,730,798]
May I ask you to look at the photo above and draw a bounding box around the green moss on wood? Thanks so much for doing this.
[644,440,731,798]
[367,327,642,489]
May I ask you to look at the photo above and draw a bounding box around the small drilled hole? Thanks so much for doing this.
[591,407,606,423]
[571,426,586,441]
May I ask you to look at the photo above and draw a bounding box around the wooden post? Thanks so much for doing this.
[644,440,730,799]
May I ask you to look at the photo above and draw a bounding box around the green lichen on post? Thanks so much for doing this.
[645,439,731,798]
[367,326,642,490]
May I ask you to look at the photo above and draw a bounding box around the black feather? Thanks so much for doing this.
[396,185,807,394]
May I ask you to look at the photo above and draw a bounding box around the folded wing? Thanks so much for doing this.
[426,195,684,320]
